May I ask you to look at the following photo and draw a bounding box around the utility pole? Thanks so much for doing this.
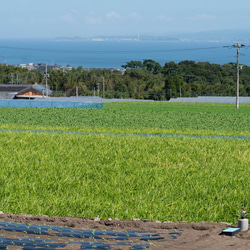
[96,83,100,97]
[11,74,14,84]
[233,43,245,109]
[224,43,245,109]
[76,87,78,98]
[44,63,49,98]
[102,77,105,99]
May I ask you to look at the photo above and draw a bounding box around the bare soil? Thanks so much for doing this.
[0,213,250,249]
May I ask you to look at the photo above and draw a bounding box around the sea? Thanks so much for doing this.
[0,40,249,68]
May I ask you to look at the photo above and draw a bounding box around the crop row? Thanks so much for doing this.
[0,131,249,224]
[104,101,250,114]
[0,104,249,136]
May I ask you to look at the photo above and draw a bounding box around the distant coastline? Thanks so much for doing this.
[52,36,250,43]
[52,29,250,43]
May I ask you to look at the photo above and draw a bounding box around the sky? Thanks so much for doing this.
[0,0,250,39]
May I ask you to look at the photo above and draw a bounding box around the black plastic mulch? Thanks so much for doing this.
[0,221,183,249]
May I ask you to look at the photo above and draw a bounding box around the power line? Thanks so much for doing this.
[0,45,223,54]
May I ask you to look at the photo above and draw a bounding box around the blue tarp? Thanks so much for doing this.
[0,100,103,109]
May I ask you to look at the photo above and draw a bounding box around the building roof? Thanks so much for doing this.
[17,83,52,96]
[0,84,52,99]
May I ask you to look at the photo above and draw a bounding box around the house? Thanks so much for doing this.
[0,83,52,99]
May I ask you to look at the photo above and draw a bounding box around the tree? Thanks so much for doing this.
[143,59,161,74]
[121,60,143,69]
[162,61,178,76]
[165,75,183,100]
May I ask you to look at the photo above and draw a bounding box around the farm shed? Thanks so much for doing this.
[0,83,51,99]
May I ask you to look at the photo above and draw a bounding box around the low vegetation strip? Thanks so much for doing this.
[0,127,250,140]
[0,131,249,224]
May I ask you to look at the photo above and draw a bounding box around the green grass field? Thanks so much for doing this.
[104,101,250,114]
[0,102,249,224]
[0,102,249,136]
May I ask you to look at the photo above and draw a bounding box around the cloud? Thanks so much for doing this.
[70,9,79,14]
[59,9,80,23]
[106,11,121,19]
[128,12,142,20]
[158,15,174,22]
[189,14,217,21]
[89,11,98,15]
[60,12,76,23]
[85,14,102,24]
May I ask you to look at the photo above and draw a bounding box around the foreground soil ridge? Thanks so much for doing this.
[0,212,232,230]
[1,213,250,250]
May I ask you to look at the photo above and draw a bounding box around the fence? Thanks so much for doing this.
[0,100,103,109]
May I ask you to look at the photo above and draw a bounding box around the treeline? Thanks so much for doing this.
[0,60,250,100]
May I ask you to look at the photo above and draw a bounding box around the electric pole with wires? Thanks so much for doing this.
[234,43,245,109]
[224,43,245,109]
